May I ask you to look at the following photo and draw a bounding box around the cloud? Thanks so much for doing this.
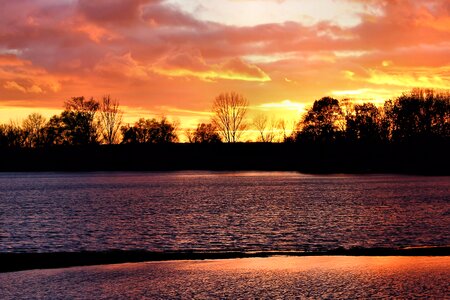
[77,0,156,24]
[74,24,119,43]
[3,81,44,94]
[94,52,153,81]
[0,54,61,96]
[153,50,271,82]
[0,54,28,67]
[4,81,27,93]
[364,66,450,89]
[141,2,204,28]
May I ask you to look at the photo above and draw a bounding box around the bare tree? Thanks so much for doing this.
[185,128,195,143]
[99,95,123,144]
[22,113,46,147]
[253,113,277,142]
[212,92,248,143]
[278,119,298,142]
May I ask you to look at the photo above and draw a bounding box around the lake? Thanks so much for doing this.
[1,172,448,253]
[1,256,449,299]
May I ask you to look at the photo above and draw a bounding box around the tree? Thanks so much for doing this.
[42,115,66,146]
[121,117,178,144]
[187,123,222,143]
[150,117,178,143]
[121,118,154,144]
[212,92,248,143]
[253,114,277,142]
[278,119,298,143]
[345,103,383,143]
[384,89,450,142]
[39,97,100,146]
[0,122,26,148]
[99,96,123,144]
[62,96,100,145]
[296,96,344,142]
[22,113,46,147]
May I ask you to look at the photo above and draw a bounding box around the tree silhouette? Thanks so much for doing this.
[99,96,123,144]
[212,92,248,143]
[121,117,178,144]
[188,123,222,143]
[41,115,66,146]
[62,97,100,145]
[296,96,344,142]
[38,97,100,146]
[150,117,178,143]
[253,114,278,142]
[0,122,25,148]
[345,103,382,143]
[385,89,450,142]
[0,89,448,148]
[278,119,297,143]
[22,113,46,148]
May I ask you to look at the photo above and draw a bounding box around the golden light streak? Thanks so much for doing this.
[153,68,271,82]
[366,67,450,89]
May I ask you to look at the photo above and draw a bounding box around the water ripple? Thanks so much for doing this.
[0,172,449,253]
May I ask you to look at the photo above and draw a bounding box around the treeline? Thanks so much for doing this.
[0,95,179,148]
[295,89,449,144]
[0,88,449,148]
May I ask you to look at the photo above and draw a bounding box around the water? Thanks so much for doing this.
[1,257,449,299]
[0,172,449,253]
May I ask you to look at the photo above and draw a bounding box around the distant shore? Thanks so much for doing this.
[0,142,449,174]
[1,246,449,273]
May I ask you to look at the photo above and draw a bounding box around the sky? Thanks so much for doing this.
[0,0,449,130]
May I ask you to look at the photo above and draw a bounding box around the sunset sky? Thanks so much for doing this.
[0,0,449,129]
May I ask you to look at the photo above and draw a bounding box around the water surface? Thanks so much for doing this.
[0,172,449,253]
[1,256,448,299]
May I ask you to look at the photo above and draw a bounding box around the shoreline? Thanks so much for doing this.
[1,246,449,273]
[1,142,449,175]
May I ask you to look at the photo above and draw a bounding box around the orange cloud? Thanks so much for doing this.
[94,53,153,81]
[0,55,61,98]
[3,81,27,93]
[365,67,450,89]
[153,51,270,82]
[75,23,119,43]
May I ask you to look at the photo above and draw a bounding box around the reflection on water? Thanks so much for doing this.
[0,172,449,252]
[1,256,449,299]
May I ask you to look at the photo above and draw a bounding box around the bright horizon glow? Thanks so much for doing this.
[1,0,449,139]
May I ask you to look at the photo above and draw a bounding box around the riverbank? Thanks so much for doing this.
[0,142,449,174]
[1,256,449,299]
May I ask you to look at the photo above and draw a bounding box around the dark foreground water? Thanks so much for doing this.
[0,172,449,253]
[1,256,449,299]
